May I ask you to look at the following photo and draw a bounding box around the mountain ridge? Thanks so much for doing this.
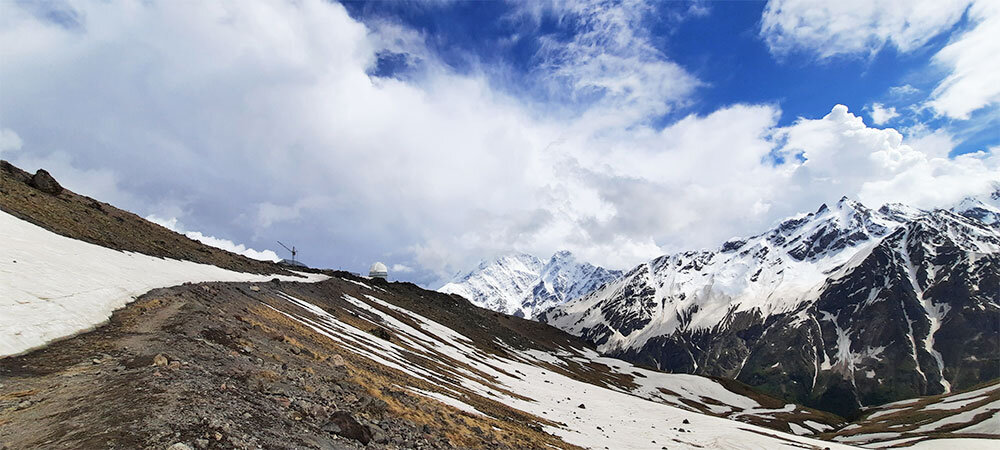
[439,250,621,318]
[539,193,1000,418]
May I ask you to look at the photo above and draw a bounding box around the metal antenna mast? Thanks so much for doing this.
[277,241,297,264]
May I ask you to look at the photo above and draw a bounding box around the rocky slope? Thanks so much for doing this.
[440,251,621,318]
[539,194,1000,419]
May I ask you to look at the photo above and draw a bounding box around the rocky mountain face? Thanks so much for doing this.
[539,193,1000,419]
[439,251,621,318]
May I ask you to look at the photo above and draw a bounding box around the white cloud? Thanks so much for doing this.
[760,0,972,59]
[0,128,22,155]
[146,214,281,262]
[0,1,995,286]
[888,84,920,97]
[760,0,1000,120]
[512,0,701,121]
[867,103,899,125]
[927,1,1000,119]
[391,263,415,273]
[773,104,998,209]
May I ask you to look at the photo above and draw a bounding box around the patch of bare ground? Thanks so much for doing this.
[820,380,1000,447]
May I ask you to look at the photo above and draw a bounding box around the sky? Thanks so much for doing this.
[1,0,998,287]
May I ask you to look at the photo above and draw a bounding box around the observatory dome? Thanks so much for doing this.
[369,262,388,279]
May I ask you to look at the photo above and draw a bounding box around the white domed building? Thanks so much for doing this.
[369,262,388,279]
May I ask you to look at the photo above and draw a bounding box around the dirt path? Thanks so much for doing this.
[0,281,462,449]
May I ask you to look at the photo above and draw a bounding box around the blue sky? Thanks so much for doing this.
[339,0,996,155]
[1,0,998,286]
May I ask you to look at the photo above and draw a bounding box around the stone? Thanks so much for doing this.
[330,354,346,367]
[166,444,192,450]
[249,286,260,292]
[29,169,63,195]
[153,354,169,367]
[578,403,586,409]
[322,412,372,445]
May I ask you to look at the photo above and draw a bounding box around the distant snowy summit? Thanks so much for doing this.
[438,251,621,319]
[539,188,1000,418]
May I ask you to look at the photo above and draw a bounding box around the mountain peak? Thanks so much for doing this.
[440,251,620,318]
[550,250,575,261]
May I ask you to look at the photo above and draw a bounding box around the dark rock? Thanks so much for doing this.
[682,419,689,424]
[322,412,372,445]
[368,327,391,341]
[1,160,31,183]
[578,403,586,409]
[29,169,63,195]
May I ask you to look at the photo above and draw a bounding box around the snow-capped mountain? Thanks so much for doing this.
[952,183,1000,227]
[539,194,1000,418]
[439,251,621,318]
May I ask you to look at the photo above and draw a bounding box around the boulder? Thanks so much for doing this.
[29,169,63,195]
[322,411,372,445]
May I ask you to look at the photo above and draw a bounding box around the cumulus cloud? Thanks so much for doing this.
[773,105,998,209]
[146,215,281,262]
[1,0,995,287]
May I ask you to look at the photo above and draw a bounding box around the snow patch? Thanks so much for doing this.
[0,211,327,357]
